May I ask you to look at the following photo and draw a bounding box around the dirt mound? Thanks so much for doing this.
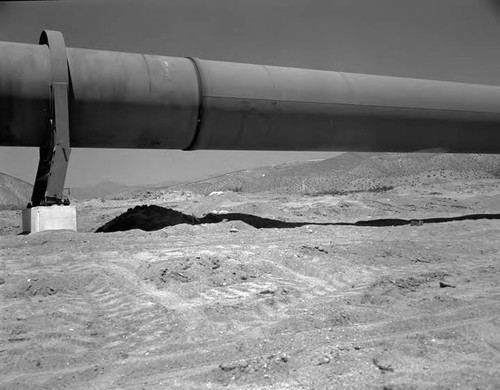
[1,186,500,389]
[95,205,199,232]
[96,205,308,232]
[137,253,265,289]
[96,204,500,233]
[0,172,32,210]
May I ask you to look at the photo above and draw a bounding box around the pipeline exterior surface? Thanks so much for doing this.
[1,34,500,153]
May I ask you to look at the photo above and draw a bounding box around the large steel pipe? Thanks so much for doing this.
[1,34,500,153]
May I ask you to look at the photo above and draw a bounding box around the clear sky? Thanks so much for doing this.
[1,0,500,186]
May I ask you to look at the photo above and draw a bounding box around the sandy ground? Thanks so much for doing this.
[1,179,499,389]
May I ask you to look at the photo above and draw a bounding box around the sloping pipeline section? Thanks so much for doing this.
[2,31,500,153]
[95,205,500,233]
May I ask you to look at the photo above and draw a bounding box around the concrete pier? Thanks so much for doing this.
[22,205,77,233]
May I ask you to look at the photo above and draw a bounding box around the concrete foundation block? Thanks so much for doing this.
[22,205,77,233]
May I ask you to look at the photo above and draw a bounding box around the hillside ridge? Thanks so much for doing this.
[176,152,500,195]
[0,172,32,210]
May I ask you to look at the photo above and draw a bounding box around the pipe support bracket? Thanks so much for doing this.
[31,30,71,207]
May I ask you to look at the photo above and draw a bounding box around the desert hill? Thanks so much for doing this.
[2,154,500,388]
[3,153,499,207]
[177,152,500,195]
[63,180,181,200]
[1,152,500,389]
[0,173,32,210]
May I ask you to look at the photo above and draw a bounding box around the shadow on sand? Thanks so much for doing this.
[95,205,500,233]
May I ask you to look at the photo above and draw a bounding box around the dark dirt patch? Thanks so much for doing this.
[298,244,331,255]
[96,205,199,232]
[97,205,308,232]
[96,205,500,233]
[373,357,395,373]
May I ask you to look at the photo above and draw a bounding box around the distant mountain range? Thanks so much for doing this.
[0,175,182,208]
[69,181,133,200]
[2,153,500,208]
[176,152,500,195]
[69,180,183,200]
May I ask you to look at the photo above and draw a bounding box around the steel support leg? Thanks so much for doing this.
[31,30,71,207]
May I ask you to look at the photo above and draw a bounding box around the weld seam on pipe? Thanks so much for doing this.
[201,95,500,116]
[184,57,204,150]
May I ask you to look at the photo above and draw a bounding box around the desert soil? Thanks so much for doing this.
[1,179,499,389]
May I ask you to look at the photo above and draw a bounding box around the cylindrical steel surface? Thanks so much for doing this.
[67,49,200,149]
[0,42,51,146]
[1,34,500,153]
[193,60,500,152]
[0,41,200,149]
